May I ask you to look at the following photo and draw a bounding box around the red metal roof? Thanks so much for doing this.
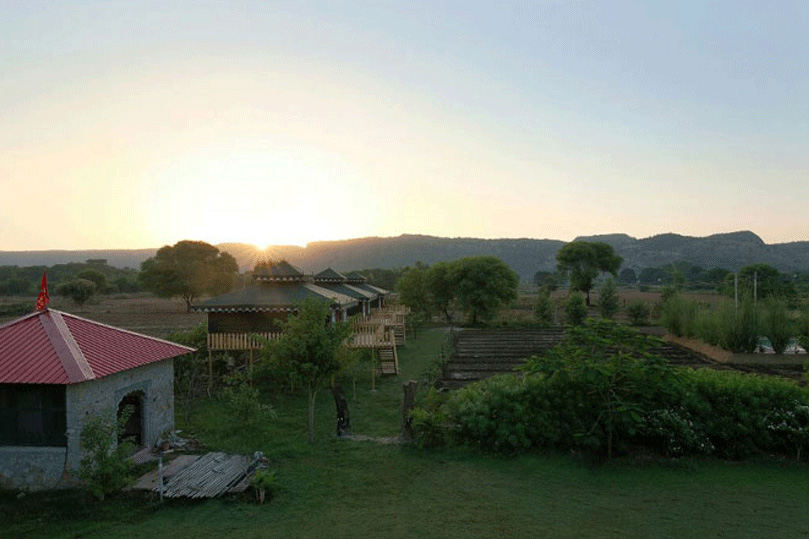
[0,309,195,385]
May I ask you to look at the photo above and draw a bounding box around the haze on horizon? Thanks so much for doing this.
[2,2,807,251]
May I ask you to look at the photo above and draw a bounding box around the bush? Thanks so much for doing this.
[79,416,135,500]
[534,285,554,325]
[252,468,279,504]
[625,300,650,326]
[412,320,809,460]
[597,278,619,319]
[660,294,696,337]
[565,293,588,326]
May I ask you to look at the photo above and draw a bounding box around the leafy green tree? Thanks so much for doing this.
[565,292,588,326]
[77,269,108,294]
[532,270,562,291]
[427,261,456,324]
[451,256,519,325]
[57,278,96,309]
[721,263,793,301]
[617,268,637,286]
[261,298,352,443]
[396,263,433,320]
[139,240,238,311]
[598,278,619,319]
[534,285,554,325]
[556,241,623,305]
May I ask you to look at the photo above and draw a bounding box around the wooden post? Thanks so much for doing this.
[207,349,213,396]
[248,349,254,386]
[332,380,351,436]
[401,380,418,441]
[370,348,377,392]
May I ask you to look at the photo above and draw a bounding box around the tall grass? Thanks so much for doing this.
[661,294,795,354]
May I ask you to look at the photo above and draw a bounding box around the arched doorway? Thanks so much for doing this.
[117,391,144,447]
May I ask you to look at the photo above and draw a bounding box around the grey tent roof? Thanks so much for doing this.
[319,282,377,301]
[353,282,389,297]
[193,282,357,313]
[344,271,367,284]
[253,260,304,281]
[314,268,347,283]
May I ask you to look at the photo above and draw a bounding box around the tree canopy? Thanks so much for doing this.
[452,256,519,324]
[556,241,622,305]
[395,256,519,325]
[139,240,238,311]
[261,298,352,443]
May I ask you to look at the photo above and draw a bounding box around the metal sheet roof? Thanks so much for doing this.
[0,309,195,385]
[193,282,357,313]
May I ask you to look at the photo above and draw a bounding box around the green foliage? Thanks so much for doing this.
[221,371,276,431]
[721,264,794,301]
[139,240,239,311]
[556,241,622,305]
[259,298,352,442]
[56,278,96,308]
[426,261,456,324]
[597,277,619,319]
[564,292,587,326]
[413,320,809,460]
[617,268,636,286]
[396,264,433,321]
[78,415,135,500]
[660,293,696,337]
[532,270,562,290]
[451,256,519,325]
[251,468,279,504]
[76,269,109,294]
[625,300,650,326]
[397,257,519,326]
[533,285,554,325]
[760,297,793,354]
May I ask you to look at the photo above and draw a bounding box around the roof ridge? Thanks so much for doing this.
[39,310,95,383]
[0,309,42,332]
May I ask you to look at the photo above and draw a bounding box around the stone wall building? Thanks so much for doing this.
[0,308,193,490]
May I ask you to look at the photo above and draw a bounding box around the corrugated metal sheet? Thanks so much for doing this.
[0,309,195,385]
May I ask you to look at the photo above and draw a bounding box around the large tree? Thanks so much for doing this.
[262,298,352,443]
[396,263,433,321]
[451,256,519,325]
[139,240,238,311]
[556,241,622,305]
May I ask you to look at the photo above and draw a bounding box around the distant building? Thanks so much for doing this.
[193,261,390,351]
[0,309,193,490]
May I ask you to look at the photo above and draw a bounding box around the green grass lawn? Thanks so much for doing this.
[5,328,809,538]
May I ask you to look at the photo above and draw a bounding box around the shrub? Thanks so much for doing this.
[79,416,135,500]
[565,293,587,326]
[252,468,279,504]
[534,285,554,325]
[625,300,650,326]
[660,294,696,337]
[597,278,619,319]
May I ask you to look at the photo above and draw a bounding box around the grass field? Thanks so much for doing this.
[4,326,809,538]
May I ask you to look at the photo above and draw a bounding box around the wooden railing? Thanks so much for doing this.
[206,306,409,352]
[207,332,283,351]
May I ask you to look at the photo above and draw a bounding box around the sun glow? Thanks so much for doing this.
[142,144,375,247]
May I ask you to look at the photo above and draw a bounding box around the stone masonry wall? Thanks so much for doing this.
[0,359,173,490]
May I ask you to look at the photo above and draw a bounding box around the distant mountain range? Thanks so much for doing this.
[1,231,808,282]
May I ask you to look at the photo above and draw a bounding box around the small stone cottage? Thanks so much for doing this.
[0,308,193,490]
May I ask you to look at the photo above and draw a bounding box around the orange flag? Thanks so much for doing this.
[35,271,49,311]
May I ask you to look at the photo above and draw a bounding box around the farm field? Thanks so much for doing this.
[4,324,809,538]
[0,294,205,338]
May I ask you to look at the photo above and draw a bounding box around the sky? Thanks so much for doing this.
[1,1,808,250]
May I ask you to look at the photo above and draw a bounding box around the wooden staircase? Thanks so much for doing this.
[376,335,399,375]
